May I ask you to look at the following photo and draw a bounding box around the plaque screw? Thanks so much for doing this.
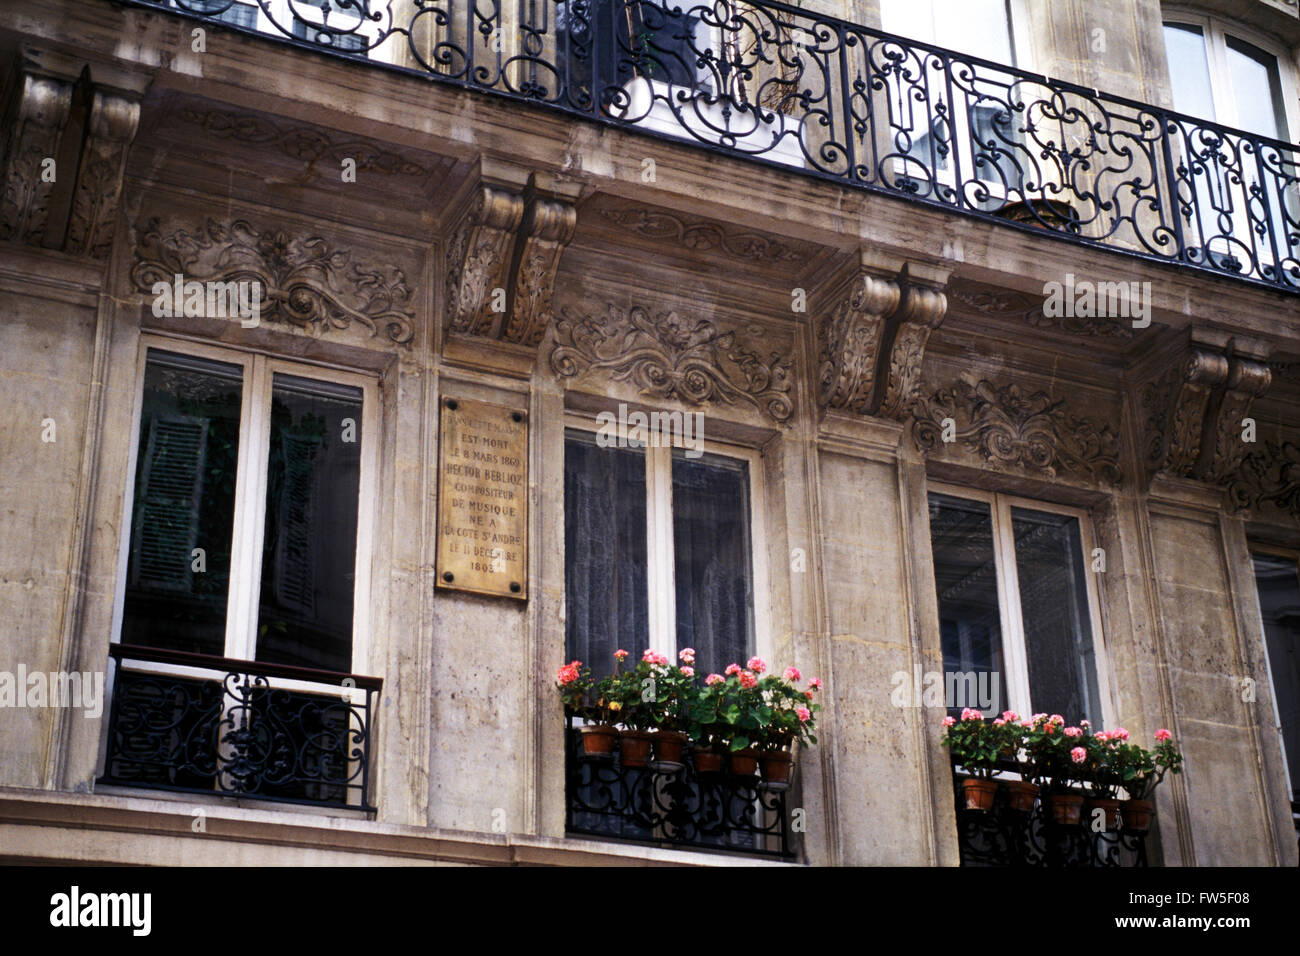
[446,399,458,411]
[511,411,525,423]
[443,572,454,583]
[510,581,521,593]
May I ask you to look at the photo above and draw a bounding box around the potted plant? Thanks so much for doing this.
[1116,729,1183,833]
[648,648,695,771]
[942,707,1003,810]
[556,659,619,758]
[716,659,772,777]
[1082,725,1124,829]
[998,712,1039,812]
[754,666,821,789]
[604,650,658,767]
[687,671,731,773]
[1024,714,1088,824]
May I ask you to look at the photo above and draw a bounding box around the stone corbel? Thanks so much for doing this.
[0,48,78,247]
[1147,327,1271,485]
[444,171,577,364]
[816,254,949,419]
[0,47,146,259]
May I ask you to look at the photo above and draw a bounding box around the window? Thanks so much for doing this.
[880,0,1032,208]
[927,487,1109,724]
[289,0,370,55]
[104,339,380,807]
[118,342,377,673]
[1162,16,1298,273]
[177,0,259,30]
[1251,551,1300,803]
[563,419,768,679]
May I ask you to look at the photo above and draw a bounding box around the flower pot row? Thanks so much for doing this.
[580,725,794,786]
[959,777,1156,832]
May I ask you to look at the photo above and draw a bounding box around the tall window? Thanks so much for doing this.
[881,0,1021,65]
[118,341,377,674]
[563,421,765,679]
[1252,551,1300,803]
[927,487,1108,723]
[1162,17,1297,272]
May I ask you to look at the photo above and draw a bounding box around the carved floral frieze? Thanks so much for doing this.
[911,378,1122,484]
[1228,438,1300,522]
[549,305,795,424]
[131,216,415,345]
[597,206,805,263]
[948,287,1139,339]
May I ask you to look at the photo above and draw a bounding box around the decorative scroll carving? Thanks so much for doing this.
[1157,348,1230,476]
[0,72,73,246]
[550,305,794,425]
[876,283,948,419]
[1228,439,1300,520]
[65,91,140,259]
[444,182,574,349]
[597,206,804,263]
[445,185,525,337]
[948,287,1138,339]
[131,217,415,345]
[816,273,899,414]
[1199,358,1272,483]
[911,378,1122,483]
[177,107,427,177]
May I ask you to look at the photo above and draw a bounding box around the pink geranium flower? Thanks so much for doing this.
[680,666,694,678]
[705,673,724,686]
[1070,747,1087,764]
[739,671,758,689]
[642,649,669,666]
[1001,710,1019,722]
[556,661,582,685]
[747,657,767,675]
[783,666,801,682]
[942,716,956,727]
[1155,728,1172,742]
[808,678,823,691]
[1064,726,1082,738]
[678,647,695,665]
[614,649,628,661]
[960,707,983,721]
[992,718,1006,726]
[1112,727,1130,741]
[796,707,811,723]
[725,663,741,676]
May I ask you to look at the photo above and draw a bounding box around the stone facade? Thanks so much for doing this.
[0,0,1297,866]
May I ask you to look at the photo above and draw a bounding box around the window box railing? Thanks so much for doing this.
[110,0,1300,293]
[98,643,381,811]
[564,720,797,859]
[951,760,1150,867]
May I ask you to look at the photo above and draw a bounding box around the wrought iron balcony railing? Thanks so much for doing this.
[952,764,1150,867]
[117,0,1300,292]
[564,721,797,859]
[99,643,381,811]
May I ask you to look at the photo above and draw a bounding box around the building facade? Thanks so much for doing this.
[0,0,1298,865]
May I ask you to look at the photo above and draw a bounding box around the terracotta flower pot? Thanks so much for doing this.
[651,731,688,771]
[579,724,617,758]
[619,729,653,768]
[962,777,998,811]
[1085,797,1121,830]
[692,746,724,774]
[1003,779,1039,813]
[1049,793,1084,825]
[729,748,760,777]
[759,750,794,789]
[1122,798,1155,833]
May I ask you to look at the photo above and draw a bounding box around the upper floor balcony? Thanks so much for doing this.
[110,0,1300,294]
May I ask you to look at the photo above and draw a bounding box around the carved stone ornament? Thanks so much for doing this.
[597,206,804,263]
[911,378,1123,484]
[131,217,415,345]
[445,182,575,348]
[1228,438,1300,521]
[0,71,72,246]
[65,91,141,259]
[876,284,948,420]
[948,287,1138,339]
[1140,334,1272,485]
[549,305,795,425]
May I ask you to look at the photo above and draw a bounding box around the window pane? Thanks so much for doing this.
[1010,507,1101,725]
[255,374,363,673]
[928,494,1003,717]
[1225,36,1285,140]
[883,0,1014,63]
[122,350,243,656]
[564,432,648,677]
[673,451,753,678]
[1164,24,1216,122]
[1252,553,1300,796]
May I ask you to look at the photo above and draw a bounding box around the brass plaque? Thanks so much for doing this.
[436,396,528,599]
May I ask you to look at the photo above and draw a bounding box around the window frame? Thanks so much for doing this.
[110,333,381,695]
[563,411,772,672]
[1249,543,1300,805]
[928,481,1114,726]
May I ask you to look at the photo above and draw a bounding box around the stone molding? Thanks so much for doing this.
[549,304,795,425]
[596,205,805,263]
[131,216,416,345]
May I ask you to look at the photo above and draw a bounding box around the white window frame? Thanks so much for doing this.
[929,482,1114,726]
[110,333,380,700]
[1249,544,1300,806]
[564,412,772,670]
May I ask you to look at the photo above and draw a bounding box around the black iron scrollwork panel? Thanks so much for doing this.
[953,772,1149,867]
[99,645,379,811]
[127,0,1300,292]
[564,725,795,859]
